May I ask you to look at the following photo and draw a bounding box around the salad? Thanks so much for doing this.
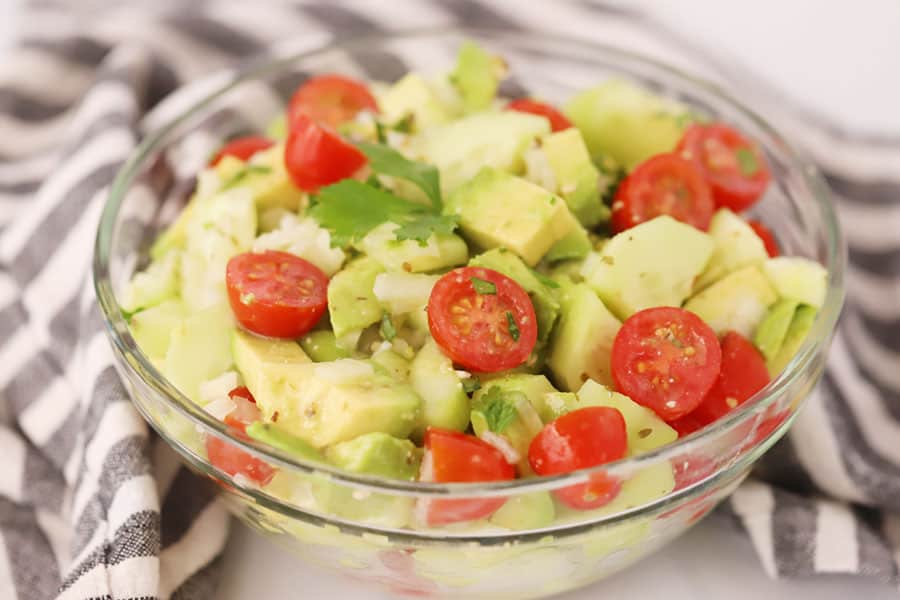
[123,40,827,531]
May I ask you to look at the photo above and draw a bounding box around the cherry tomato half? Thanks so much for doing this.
[284,113,368,192]
[677,123,771,212]
[226,250,329,339]
[288,74,378,130]
[610,153,714,232]
[427,267,538,373]
[506,98,573,132]
[418,428,516,526]
[209,135,274,167]
[205,387,276,485]
[611,307,722,422]
[528,407,627,510]
[748,219,780,257]
[670,331,770,436]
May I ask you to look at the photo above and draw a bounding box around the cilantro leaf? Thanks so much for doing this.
[470,276,497,295]
[356,141,442,211]
[375,121,387,144]
[506,311,520,341]
[529,267,560,289]
[462,378,482,394]
[393,214,459,247]
[478,387,519,433]
[380,313,396,341]
[735,148,760,176]
[221,165,271,190]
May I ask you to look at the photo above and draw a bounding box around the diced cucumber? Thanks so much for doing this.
[299,330,352,362]
[754,299,800,362]
[120,251,180,313]
[767,305,817,376]
[489,492,555,530]
[410,339,469,434]
[684,265,778,338]
[129,299,186,361]
[163,304,235,402]
[450,41,505,112]
[763,257,828,309]
[695,208,768,291]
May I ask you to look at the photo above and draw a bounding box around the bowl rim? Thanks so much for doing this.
[93,26,846,501]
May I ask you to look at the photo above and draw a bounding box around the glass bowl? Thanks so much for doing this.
[93,28,844,599]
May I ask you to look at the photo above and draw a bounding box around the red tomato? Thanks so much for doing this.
[671,454,717,491]
[288,74,378,129]
[670,331,771,436]
[528,407,627,510]
[427,267,538,373]
[205,387,276,485]
[610,153,714,232]
[748,219,780,257]
[284,113,368,192]
[208,135,274,166]
[745,408,790,450]
[418,428,516,526]
[677,123,771,212]
[506,98,573,132]
[611,307,722,422]
[226,250,329,339]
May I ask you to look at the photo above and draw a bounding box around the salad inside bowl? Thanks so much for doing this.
[95,29,843,598]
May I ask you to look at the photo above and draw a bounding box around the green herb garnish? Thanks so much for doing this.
[470,276,497,295]
[355,141,442,211]
[479,387,519,433]
[380,313,396,341]
[505,311,520,341]
[529,267,560,289]
[735,147,760,176]
[462,378,482,394]
[393,214,459,247]
[375,120,387,144]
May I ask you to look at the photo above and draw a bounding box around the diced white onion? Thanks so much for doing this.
[203,396,237,421]
[253,213,346,275]
[199,371,239,404]
[373,272,438,314]
[523,144,557,192]
[313,359,374,383]
[454,369,472,379]
[480,431,521,465]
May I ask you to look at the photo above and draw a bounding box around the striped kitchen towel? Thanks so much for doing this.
[0,1,898,598]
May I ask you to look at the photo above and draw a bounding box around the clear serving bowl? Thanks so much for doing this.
[93,28,845,599]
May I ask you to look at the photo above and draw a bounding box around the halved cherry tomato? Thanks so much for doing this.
[528,407,627,510]
[206,387,276,485]
[226,250,329,339]
[284,113,368,192]
[288,74,378,129]
[418,428,516,526]
[209,135,274,167]
[610,153,714,232]
[748,219,780,257]
[670,331,770,436]
[611,307,722,422]
[427,267,538,373]
[506,98,572,132]
[677,123,770,212]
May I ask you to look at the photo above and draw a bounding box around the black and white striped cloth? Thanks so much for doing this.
[0,2,898,598]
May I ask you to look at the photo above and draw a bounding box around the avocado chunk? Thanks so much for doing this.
[245,422,322,463]
[326,432,421,481]
[378,73,453,131]
[450,40,505,112]
[469,248,561,344]
[581,216,714,319]
[545,215,592,263]
[547,282,620,391]
[446,168,575,266]
[231,329,311,401]
[234,143,306,213]
[471,381,546,473]
[767,305,817,376]
[357,222,468,273]
[121,250,180,313]
[371,347,411,381]
[525,128,609,227]
[419,111,550,195]
[753,299,800,362]
[409,339,470,434]
[684,265,778,338]
[163,304,235,402]
[129,299,187,361]
[763,257,828,309]
[489,492,556,530]
[327,256,385,348]
[563,79,690,169]
[299,330,351,362]
[695,208,768,291]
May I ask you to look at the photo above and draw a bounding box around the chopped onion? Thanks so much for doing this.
[481,431,521,465]
[203,395,237,421]
[199,371,239,404]
[373,272,438,314]
[314,359,374,383]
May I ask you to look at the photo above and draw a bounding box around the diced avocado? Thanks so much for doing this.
[767,305,817,376]
[526,128,609,227]
[409,339,469,434]
[576,381,677,455]
[489,492,555,530]
[238,143,306,213]
[372,272,438,315]
[299,330,351,362]
[327,257,385,347]
[534,391,578,423]
[378,73,453,132]
[547,283,620,391]
[472,382,545,472]
[371,348,411,381]
[763,257,828,309]
[695,208,768,291]
[326,432,421,481]
[580,216,714,319]
[163,304,235,402]
[231,329,311,402]
[120,251,180,313]
[563,79,690,169]
[357,222,468,273]
[754,299,800,362]
[129,299,187,361]
[446,168,575,266]
[545,216,592,263]
[419,112,550,195]
[450,41,505,112]
[245,422,322,463]
[469,249,561,343]
[684,265,778,337]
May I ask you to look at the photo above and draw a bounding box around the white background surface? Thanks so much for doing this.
[1,0,898,598]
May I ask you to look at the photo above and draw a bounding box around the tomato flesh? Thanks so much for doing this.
[209,135,274,167]
[205,387,275,485]
[427,267,538,373]
[506,98,573,132]
[748,220,780,257]
[288,74,378,129]
[284,113,368,192]
[611,153,714,232]
[226,250,329,339]
[418,428,516,526]
[528,407,627,510]
[611,307,722,421]
[677,123,770,212]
